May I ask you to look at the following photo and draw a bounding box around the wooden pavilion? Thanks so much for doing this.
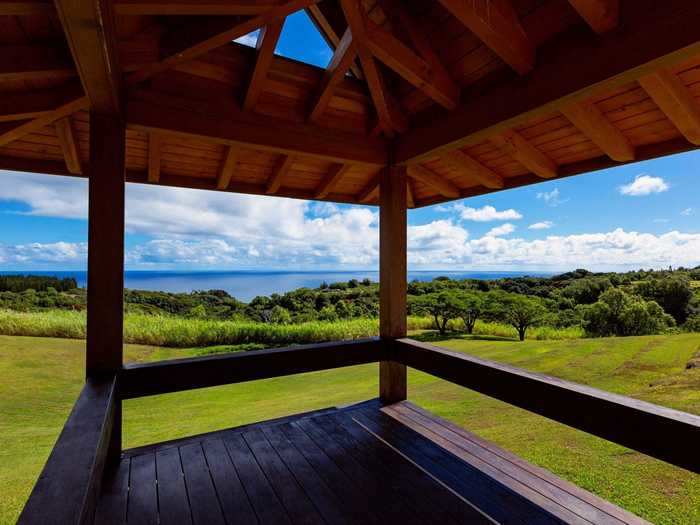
[7,0,700,523]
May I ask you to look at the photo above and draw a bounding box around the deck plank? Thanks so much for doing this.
[179,443,226,525]
[94,458,130,525]
[155,447,192,525]
[126,453,158,525]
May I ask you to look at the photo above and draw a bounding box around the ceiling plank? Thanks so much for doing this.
[567,0,619,33]
[406,179,415,208]
[0,95,89,148]
[265,154,295,194]
[148,133,161,182]
[314,163,351,199]
[309,28,357,122]
[217,146,239,189]
[491,130,557,179]
[0,1,53,15]
[437,0,534,74]
[561,100,634,161]
[441,150,504,189]
[243,21,284,111]
[357,173,380,203]
[54,117,81,175]
[114,0,279,16]
[0,44,75,82]
[639,69,700,146]
[395,0,700,164]
[406,164,460,198]
[127,0,317,85]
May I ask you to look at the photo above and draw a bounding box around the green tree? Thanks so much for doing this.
[410,291,462,334]
[500,295,546,341]
[635,277,693,324]
[269,305,291,324]
[456,292,482,334]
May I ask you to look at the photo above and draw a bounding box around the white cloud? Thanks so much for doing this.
[0,242,87,265]
[681,207,694,216]
[536,188,567,207]
[486,223,515,237]
[619,174,669,196]
[234,31,259,47]
[528,221,553,230]
[450,204,522,222]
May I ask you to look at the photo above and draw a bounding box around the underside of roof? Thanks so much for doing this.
[1,0,700,207]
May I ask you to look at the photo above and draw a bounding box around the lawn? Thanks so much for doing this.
[1,333,699,524]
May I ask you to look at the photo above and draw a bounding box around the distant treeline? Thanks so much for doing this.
[0,275,78,293]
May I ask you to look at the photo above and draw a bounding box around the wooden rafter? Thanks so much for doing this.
[54,117,81,175]
[0,82,83,123]
[441,150,504,189]
[0,44,74,82]
[314,163,351,199]
[309,28,357,123]
[148,133,161,182]
[437,0,534,75]
[0,96,89,148]
[406,178,415,208]
[217,146,239,189]
[127,0,317,85]
[0,1,53,15]
[265,154,295,194]
[639,70,700,146]
[357,173,380,203]
[561,100,634,161]
[491,130,557,179]
[406,164,460,199]
[114,0,279,16]
[567,0,619,33]
[243,21,284,111]
[306,3,363,79]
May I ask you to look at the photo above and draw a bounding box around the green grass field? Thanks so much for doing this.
[1,333,699,524]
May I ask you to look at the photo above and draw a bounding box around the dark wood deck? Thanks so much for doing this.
[95,400,649,525]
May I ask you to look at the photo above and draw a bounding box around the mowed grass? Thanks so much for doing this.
[1,334,699,524]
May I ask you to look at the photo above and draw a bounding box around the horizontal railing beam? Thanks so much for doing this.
[121,338,385,399]
[396,338,700,473]
[18,375,118,525]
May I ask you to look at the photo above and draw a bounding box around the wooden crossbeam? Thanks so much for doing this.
[309,28,357,122]
[491,130,557,179]
[148,133,161,182]
[243,21,284,111]
[357,172,380,203]
[561,100,634,161]
[114,0,279,15]
[406,178,415,208]
[406,164,460,199]
[0,82,83,123]
[567,0,619,33]
[0,44,74,82]
[0,96,89,148]
[216,146,239,190]
[437,0,534,75]
[441,150,504,189]
[639,69,700,146]
[314,163,351,199]
[306,3,363,79]
[265,154,295,194]
[54,0,122,115]
[0,0,53,15]
[54,117,81,175]
[127,0,317,85]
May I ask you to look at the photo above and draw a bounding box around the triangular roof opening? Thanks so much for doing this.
[234,30,260,48]
[274,10,332,69]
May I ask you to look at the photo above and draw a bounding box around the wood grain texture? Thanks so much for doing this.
[561,100,635,161]
[568,0,619,33]
[55,117,81,174]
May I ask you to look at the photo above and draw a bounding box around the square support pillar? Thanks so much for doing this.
[379,165,407,403]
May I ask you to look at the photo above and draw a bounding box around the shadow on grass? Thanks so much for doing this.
[411,331,518,343]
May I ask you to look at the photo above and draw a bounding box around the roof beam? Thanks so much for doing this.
[441,150,504,189]
[308,28,357,122]
[567,0,619,33]
[0,82,83,122]
[306,3,363,79]
[0,44,74,82]
[395,0,700,164]
[265,154,295,194]
[314,163,351,199]
[127,0,317,85]
[216,146,239,189]
[406,179,415,208]
[491,130,557,179]
[54,0,122,115]
[114,0,279,16]
[639,69,700,146]
[0,1,53,15]
[561,100,635,161]
[148,133,161,182]
[243,21,284,111]
[406,164,460,199]
[437,0,534,75]
[54,117,81,174]
[357,173,380,203]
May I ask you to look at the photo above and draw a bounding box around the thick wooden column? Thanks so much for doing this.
[87,112,125,459]
[379,164,408,403]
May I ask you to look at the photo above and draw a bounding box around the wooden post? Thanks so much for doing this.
[87,112,125,460]
[379,164,408,403]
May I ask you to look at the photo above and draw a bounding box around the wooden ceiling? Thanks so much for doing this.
[1,0,700,207]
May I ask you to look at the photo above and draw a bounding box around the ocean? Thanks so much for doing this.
[0,270,554,302]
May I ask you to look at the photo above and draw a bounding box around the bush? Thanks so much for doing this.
[683,314,700,332]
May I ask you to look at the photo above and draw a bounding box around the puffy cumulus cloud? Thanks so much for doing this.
[619,174,669,196]
[0,172,88,219]
[450,204,522,222]
[408,220,471,265]
[0,242,87,265]
[536,188,567,207]
[485,223,515,237]
[528,221,553,230]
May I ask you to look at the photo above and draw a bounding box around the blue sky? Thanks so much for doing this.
[0,13,698,272]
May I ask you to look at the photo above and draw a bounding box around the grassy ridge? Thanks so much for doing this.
[0,309,584,347]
